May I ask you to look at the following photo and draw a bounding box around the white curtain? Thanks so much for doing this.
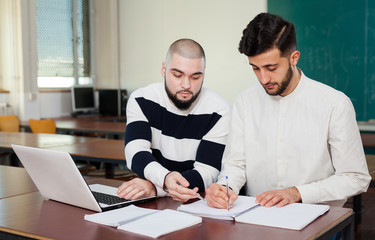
[0,0,39,120]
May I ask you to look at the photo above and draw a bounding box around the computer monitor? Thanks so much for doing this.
[71,86,96,113]
[98,89,127,116]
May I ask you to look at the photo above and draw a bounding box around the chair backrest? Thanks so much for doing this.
[0,115,20,132]
[29,118,56,134]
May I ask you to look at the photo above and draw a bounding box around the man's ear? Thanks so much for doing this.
[161,62,166,78]
[289,50,300,66]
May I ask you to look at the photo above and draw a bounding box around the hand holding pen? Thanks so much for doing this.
[164,171,199,202]
[204,181,238,209]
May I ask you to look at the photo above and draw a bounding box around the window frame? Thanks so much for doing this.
[36,0,92,89]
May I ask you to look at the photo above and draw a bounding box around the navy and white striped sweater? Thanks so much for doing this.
[125,82,231,196]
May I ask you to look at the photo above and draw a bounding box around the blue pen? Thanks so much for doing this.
[226,176,229,211]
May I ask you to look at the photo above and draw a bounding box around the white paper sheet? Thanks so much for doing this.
[84,204,158,227]
[177,195,259,220]
[117,209,202,238]
[235,202,330,230]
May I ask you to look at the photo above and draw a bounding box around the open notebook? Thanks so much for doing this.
[12,144,155,212]
[85,205,202,238]
[177,195,330,230]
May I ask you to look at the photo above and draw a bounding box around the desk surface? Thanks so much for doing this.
[0,177,354,240]
[0,132,97,150]
[20,116,126,138]
[0,165,37,199]
[0,132,125,163]
[55,116,126,137]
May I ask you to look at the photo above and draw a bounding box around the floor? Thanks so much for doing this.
[345,187,375,240]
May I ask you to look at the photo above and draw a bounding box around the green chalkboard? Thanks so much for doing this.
[268,0,375,121]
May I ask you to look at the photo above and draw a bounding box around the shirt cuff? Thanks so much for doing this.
[144,161,170,190]
[154,185,168,197]
[295,183,319,204]
[163,171,173,192]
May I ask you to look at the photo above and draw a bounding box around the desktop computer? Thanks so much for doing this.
[98,89,127,116]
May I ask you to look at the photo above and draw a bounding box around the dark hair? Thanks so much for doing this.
[238,13,296,57]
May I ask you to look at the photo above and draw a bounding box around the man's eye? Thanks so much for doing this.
[173,74,182,78]
[268,68,276,71]
[252,67,259,71]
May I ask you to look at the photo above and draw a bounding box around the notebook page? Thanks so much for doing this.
[177,195,259,220]
[84,205,158,227]
[235,203,330,230]
[118,209,202,238]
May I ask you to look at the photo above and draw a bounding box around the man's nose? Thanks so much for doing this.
[181,76,191,89]
[259,70,271,85]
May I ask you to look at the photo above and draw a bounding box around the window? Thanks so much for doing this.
[36,0,91,88]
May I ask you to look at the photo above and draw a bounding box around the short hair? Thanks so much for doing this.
[165,38,206,67]
[238,13,296,57]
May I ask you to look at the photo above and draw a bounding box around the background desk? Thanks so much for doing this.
[21,116,126,139]
[358,122,375,133]
[0,132,126,178]
[0,176,354,240]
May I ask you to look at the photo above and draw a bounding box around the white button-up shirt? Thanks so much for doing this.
[217,71,371,207]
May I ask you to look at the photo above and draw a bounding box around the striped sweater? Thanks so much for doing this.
[125,82,231,196]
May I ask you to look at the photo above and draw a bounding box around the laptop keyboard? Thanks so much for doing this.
[92,191,130,205]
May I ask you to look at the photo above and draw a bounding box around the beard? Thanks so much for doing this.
[165,81,201,111]
[263,64,293,96]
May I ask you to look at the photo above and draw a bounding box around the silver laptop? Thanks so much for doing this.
[12,144,155,212]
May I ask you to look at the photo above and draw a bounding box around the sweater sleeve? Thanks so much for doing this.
[125,93,170,197]
[183,105,231,192]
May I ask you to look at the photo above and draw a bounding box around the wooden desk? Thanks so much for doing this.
[0,132,126,177]
[21,116,126,138]
[0,132,98,151]
[0,177,354,240]
[55,116,126,138]
[0,165,37,199]
[361,132,375,149]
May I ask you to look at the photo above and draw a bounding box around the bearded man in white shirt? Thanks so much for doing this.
[205,12,371,209]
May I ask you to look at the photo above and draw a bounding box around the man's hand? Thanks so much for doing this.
[164,171,198,202]
[117,178,156,200]
[255,187,301,207]
[205,183,238,209]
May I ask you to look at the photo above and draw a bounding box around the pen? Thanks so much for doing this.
[226,176,229,211]
[196,193,205,201]
[176,181,205,201]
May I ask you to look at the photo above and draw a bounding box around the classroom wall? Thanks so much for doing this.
[117,0,266,103]
[1,0,266,120]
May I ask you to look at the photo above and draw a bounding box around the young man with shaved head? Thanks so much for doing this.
[117,39,231,202]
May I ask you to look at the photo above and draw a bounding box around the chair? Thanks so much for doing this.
[0,115,20,132]
[0,115,20,166]
[28,118,56,134]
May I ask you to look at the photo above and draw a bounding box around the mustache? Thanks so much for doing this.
[177,90,193,94]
